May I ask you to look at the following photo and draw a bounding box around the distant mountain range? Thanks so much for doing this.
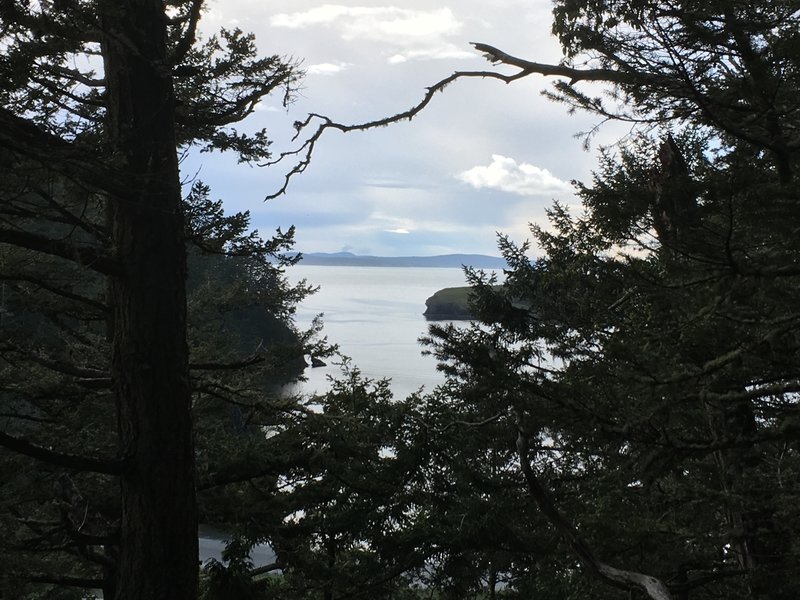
[295,252,506,269]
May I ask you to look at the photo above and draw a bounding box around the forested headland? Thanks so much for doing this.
[1,1,799,600]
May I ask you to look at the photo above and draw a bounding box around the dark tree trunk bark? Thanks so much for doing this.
[324,533,336,600]
[712,395,789,600]
[100,1,198,599]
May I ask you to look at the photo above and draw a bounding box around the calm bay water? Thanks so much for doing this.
[287,265,480,399]
[200,266,481,566]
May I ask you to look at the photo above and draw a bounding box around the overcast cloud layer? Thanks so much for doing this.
[185,1,620,257]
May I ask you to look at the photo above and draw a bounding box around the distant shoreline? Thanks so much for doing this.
[294,252,506,269]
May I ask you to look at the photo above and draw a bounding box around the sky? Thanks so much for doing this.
[184,0,624,257]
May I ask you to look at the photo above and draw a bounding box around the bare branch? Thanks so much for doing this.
[516,417,673,600]
[263,66,533,200]
[471,43,640,85]
[261,39,662,199]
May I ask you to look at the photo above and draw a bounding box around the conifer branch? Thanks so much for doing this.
[25,574,104,589]
[0,108,133,203]
[0,228,119,276]
[0,431,125,475]
[516,417,673,600]
[170,0,204,64]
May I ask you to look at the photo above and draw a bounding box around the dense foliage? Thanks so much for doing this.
[0,1,316,598]
[2,1,799,599]
[422,1,800,598]
[0,159,323,597]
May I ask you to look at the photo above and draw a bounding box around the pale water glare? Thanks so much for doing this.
[201,266,487,564]
[288,265,482,399]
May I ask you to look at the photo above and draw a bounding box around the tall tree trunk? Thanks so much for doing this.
[324,533,336,600]
[100,1,198,598]
[712,395,787,600]
[488,564,497,600]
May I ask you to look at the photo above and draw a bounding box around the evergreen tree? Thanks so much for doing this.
[0,169,320,598]
[417,2,800,599]
[0,2,306,598]
[239,2,800,597]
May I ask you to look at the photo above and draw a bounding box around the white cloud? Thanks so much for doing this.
[458,155,572,196]
[271,5,462,44]
[271,4,351,28]
[387,45,475,64]
[254,102,281,112]
[306,61,352,76]
[370,211,416,232]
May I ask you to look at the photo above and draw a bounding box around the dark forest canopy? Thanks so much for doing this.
[0,1,320,598]
[268,0,800,598]
[2,1,800,600]
[210,0,800,596]
[417,1,800,599]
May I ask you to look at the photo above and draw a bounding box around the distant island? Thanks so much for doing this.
[423,286,474,320]
[424,284,516,320]
[296,252,506,269]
